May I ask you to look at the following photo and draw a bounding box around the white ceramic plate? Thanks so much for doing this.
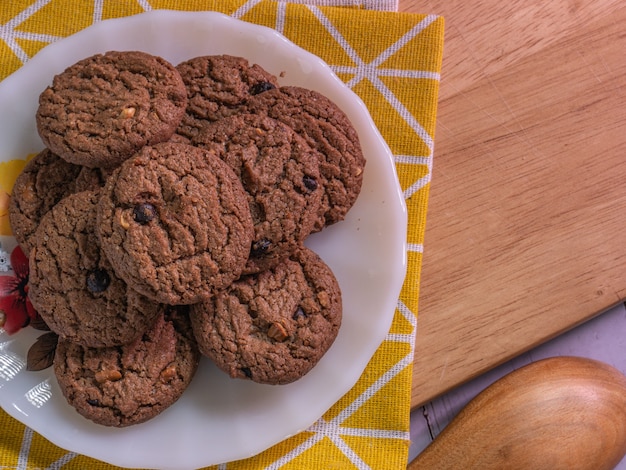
[0,10,407,469]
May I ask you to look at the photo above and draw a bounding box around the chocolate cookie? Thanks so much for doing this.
[96,142,254,305]
[28,190,162,348]
[36,50,187,168]
[192,114,323,273]
[175,54,279,139]
[53,307,200,427]
[74,165,113,192]
[244,86,365,229]
[8,149,84,255]
[190,246,342,385]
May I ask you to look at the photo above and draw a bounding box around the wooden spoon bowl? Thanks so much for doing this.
[409,356,626,470]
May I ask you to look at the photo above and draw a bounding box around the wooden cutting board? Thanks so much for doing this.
[400,0,626,408]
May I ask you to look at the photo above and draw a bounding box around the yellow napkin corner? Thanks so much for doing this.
[0,1,444,469]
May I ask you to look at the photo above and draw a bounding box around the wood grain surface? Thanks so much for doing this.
[399,0,626,408]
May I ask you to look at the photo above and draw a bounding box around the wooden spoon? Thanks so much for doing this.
[409,356,626,470]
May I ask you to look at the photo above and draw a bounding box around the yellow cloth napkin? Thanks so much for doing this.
[0,1,443,468]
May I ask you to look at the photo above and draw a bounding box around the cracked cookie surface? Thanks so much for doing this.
[96,142,254,305]
[192,113,322,273]
[175,54,279,140]
[53,307,200,427]
[9,149,84,255]
[244,86,365,230]
[190,246,341,385]
[28,190,162,348]
[9,149,112,256]
[36,50,187,168]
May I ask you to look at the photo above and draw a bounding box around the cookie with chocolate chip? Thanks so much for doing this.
[96,142,254,305]
[192,113,323,273]
[175,54,279,140]
[244,86,365,230]
[28,190,162,348]
[36,50,187,168]
[190,246,341,385]
[53,307,200,427]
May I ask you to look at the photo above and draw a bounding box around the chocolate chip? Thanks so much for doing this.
[133,203,156,224]
[249,81,276,95]
[251,238,272,257]
[292,307,307,321]
[303,175,318,192]
[86,269,110,293]
[247,306,258,319]
[87,398,100,406]
[241,367,252,379]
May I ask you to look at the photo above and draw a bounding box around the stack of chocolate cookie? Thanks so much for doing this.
[9,50,364,427]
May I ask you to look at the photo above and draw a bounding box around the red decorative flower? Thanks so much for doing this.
[0,246,37,334]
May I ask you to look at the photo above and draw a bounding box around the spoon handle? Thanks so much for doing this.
[409,356,626,470]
